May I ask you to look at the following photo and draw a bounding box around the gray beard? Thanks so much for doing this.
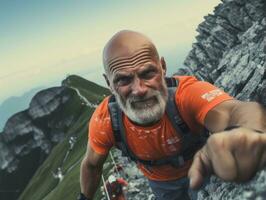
[114,80,168,125]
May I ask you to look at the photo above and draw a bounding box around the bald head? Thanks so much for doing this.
[103,30,160,74]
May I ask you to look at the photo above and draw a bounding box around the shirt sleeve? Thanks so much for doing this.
[88,97,115,155]
[175,76,234,131]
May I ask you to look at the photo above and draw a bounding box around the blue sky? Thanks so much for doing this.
[0,0,221,104]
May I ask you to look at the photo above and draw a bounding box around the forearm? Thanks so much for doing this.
[80,158,103,199]
[229,101,266,132]
[205,100,266,133]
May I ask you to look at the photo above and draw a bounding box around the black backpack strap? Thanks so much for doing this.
[108,96,138,162]
[165,78,206,163]
[165,76,178,87]
[165,77,190,136]
[165,77,187,166]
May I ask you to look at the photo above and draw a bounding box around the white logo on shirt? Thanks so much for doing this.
[201,89,223,102]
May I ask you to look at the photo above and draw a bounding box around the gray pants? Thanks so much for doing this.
[148,177,200,200]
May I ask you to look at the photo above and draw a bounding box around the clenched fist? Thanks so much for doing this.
[188,127,266,189]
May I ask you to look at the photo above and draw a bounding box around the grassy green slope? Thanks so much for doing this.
[19,75,111,200]
[62,75,110,103]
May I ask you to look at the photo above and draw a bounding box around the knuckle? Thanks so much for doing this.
[207,134,224,149]
[251,134,261,145]
[235,131,248,145]
[193,150,202,159]
[238,129,261,146]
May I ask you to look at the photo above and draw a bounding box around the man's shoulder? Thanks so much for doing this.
[172,75,198,84]
[90,96,112,124]
[94,96,110,113]
[171,75,199,95]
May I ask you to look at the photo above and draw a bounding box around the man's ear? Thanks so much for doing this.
[103,73,114,92]
[103,73,110,86]
[160,57,167,75]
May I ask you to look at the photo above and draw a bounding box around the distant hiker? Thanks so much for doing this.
[69,136,76,150]
[113,164,123,173]
[78,30,266,200]
[112,164,128,179]
[105,175,128,200]
[52,167,64,182]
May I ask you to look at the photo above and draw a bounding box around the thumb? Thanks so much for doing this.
[188,148,212,189]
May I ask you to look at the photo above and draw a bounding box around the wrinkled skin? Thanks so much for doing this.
[103,30,168,125]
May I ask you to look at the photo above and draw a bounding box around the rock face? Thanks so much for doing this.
[197,168,266,200]
[176,0,266,199]
[0,86,84,200]
[177,0,266,106]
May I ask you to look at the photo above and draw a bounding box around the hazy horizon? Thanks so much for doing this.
[0,0,221,105]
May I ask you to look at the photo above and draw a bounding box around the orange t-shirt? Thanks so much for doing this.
[89,76,233,181]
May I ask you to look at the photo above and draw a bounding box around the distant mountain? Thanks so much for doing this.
[0,87,44,131]
[0,75,110,200]
[2,0,266,199]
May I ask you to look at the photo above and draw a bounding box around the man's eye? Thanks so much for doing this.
[142,70,157,79]
[115,77,131,86]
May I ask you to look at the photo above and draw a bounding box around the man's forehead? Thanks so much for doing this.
[112,61,156,78]
[103,30,159,73]
[105,40,157,59]
[107,44,156,65]
[107,45,158,74]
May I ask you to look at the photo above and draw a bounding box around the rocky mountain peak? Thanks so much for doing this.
[177,0,266,199]
[177,0,266,106]
[0,85,85,199]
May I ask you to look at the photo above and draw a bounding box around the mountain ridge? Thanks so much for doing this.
[1,0,266,199]
[0,87,44,131]
[0,75,110,200]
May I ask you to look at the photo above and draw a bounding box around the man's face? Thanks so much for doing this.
[107,46,168,125]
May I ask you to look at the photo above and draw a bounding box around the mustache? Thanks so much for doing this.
[127,91,158,103]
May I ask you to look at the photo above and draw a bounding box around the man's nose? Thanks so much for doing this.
[131,78,148,96]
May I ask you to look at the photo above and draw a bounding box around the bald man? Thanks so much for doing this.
[79,30,266,200]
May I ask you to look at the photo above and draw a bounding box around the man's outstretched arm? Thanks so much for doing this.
[204,100,266,133]
[188,100,266,189]
[80,145,108,199]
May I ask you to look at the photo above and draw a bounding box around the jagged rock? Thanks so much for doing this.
[176,0,266,199]
[101,149,154,200]
[28,87,71,119]
[0,86,84,200]
[178,0,266,103]
[197,167,266,200]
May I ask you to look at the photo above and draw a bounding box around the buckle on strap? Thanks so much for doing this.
[178,156,185,166]
[169,155,185,168]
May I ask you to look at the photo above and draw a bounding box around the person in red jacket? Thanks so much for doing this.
[105,175,128,200]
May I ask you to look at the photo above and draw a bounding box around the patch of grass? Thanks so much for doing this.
[19,75,111,200]
[42,159,82,200]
